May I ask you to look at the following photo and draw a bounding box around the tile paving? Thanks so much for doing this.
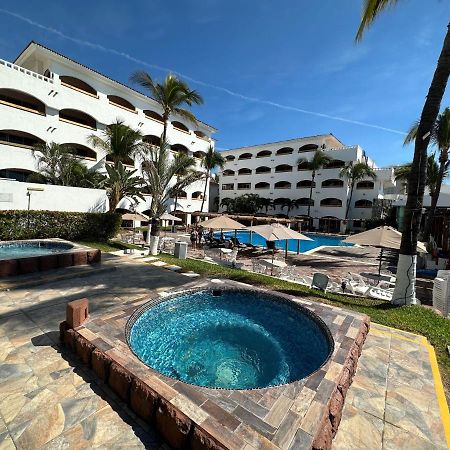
[0,252,448,449]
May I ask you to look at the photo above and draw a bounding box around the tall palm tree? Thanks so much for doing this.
[403,108,450,240]
[259,197,273,214]
[141,139,203,254]
[281,198,300,217]
[339,161,377,222]
[356,1,450,305]
[100,162,145,211]
[297,150,333,227]
[130,72,203,142]
[200,146,225,212]
[87,119,144,168]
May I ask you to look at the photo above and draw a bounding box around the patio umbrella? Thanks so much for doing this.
[344,226,427,275]
[121,212,149,222]
[198,215,246,245]
[247,223,313,273]
[160,212,182,222]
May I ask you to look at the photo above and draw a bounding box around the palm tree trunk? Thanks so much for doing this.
[393,23,450,305]
[162,114,169,143]
[423,149,448,241]
[307,170,315,229]
[345,183,354,220]
[200,171,209,213]
[149,217,161,255]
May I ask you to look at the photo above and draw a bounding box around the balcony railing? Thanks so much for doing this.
[0,59,54,84]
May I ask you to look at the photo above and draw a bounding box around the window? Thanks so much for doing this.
[256,150,271,158]
[60,76,97,96]
[355,199,373,208]
[275,164,293,173]
[356,181,375,189]
[193,151,206,159]
[191,191,203,199]
[225,155,235,161]
[177,190,188,199]
[171,144,189,156]
[143,135,160,146]
[222,183,234,190]
[255,166,271,174]
[298,143,319,153]
[297,197,314,206]
[237,183,251,190]
[59,109,96,129]
[276,147,293,156]
[238,168,252,175]
[297,161,310,171]
[297,180,315,188]
[238,152,252,160]
[322,179,344,188]
[65,144,96,160]
[274,181,291,189]
[320,198,342,207]
[0,89,46,115]
[106,155,134,167]
[325,159,345,169]
[222,169,235,176]
[107,95,136,112]
[144,110,164,122]
[0,168,35,182]
[255,182,270,189]
[0,130,44,148]
[273,198,289,206]
[172,121,189,132]
[194,130,208,140]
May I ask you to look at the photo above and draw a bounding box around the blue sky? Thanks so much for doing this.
[0,0,449,167]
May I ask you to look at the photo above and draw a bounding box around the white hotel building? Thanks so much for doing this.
[219,134,397,232]
[0,42,216,224]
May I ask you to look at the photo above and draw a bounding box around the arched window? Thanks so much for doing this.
[225,155,235,161]
[0,89,46,115]
[256,150,272,158]
[355,199,373,208]
[325,159,345,169]
[276,147,293,156]
[356,180,375,189]
[298,143,319,153]
[274,181,291,189]
[171,144,189,156]
[0,130,44,148]
[65,144,96,160]
[222,169,235,176]
[172,121,189,132]
[60,76,97,96]
[275,164,293,173]
[193,150,206,159]
[297,180,315,188]
[191,191,203,199]
[0,168,37,182]
[107,95,136,112]
[297,197,314,206]
[238,152,252,160]
[297,161,310,171]
[322,179,344,188]
[238,168,252,175]
[273,197,289,206]
[106,155,134,167]
[143,135,160,146]
[59,109,96,129]
[144,110,164,122]
[255,182,270,189]
[194,130,208,139]
[320,198,342,207]
[255,166,271,174]
[178,190,188,198]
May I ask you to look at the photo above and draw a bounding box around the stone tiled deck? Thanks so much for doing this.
[0,253,448,449]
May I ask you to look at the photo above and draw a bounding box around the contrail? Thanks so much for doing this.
[0,8,406,136]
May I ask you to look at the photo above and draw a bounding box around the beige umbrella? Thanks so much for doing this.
[247,223,313,272]
[198,215,246,230]
[344,226,427,275]
[160,212,182,222]
[122,212,149,221]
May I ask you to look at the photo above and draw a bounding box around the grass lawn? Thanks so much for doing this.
[75,240,143,253]
[158,253,450,401]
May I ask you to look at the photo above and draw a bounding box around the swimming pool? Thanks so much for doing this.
[127,288,333,389]
[0,241,73,260]
[221,230,353,253]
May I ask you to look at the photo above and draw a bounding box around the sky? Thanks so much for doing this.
[0,0,449,167]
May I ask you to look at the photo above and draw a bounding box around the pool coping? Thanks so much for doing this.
[60,279,370,450]
[0,238,101,277]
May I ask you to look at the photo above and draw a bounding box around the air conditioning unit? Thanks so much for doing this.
[432,277,450,317]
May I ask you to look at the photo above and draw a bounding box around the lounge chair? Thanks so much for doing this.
[367,287,393,301]
[312,273,329,291]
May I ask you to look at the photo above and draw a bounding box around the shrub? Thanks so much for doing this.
[0,210,122,241]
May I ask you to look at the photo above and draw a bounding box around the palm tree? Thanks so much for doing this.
[297,150,333,227]
[339,161,377,223]
[88,119,144,168]
[100,162,145,211]
[200,146,225,212]
[403,108,450,240]
[259,197,273,214]
[356,1,450,305]
[130,72,203,142]
[220,197,235,212]
[141,139,203,254]
[281,198,300,217]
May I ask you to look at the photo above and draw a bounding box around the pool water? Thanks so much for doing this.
[0,241,73,260]
[128,289,332,389]
[221,230,353,253]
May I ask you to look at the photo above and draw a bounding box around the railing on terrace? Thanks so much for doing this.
[0,59,54,84]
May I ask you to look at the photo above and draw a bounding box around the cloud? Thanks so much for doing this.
[319,44,370,74]
[0,8,406,136]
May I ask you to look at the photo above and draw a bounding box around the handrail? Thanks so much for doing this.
[0,59,54,84]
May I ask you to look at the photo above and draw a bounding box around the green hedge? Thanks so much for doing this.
[0,210,122,241]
